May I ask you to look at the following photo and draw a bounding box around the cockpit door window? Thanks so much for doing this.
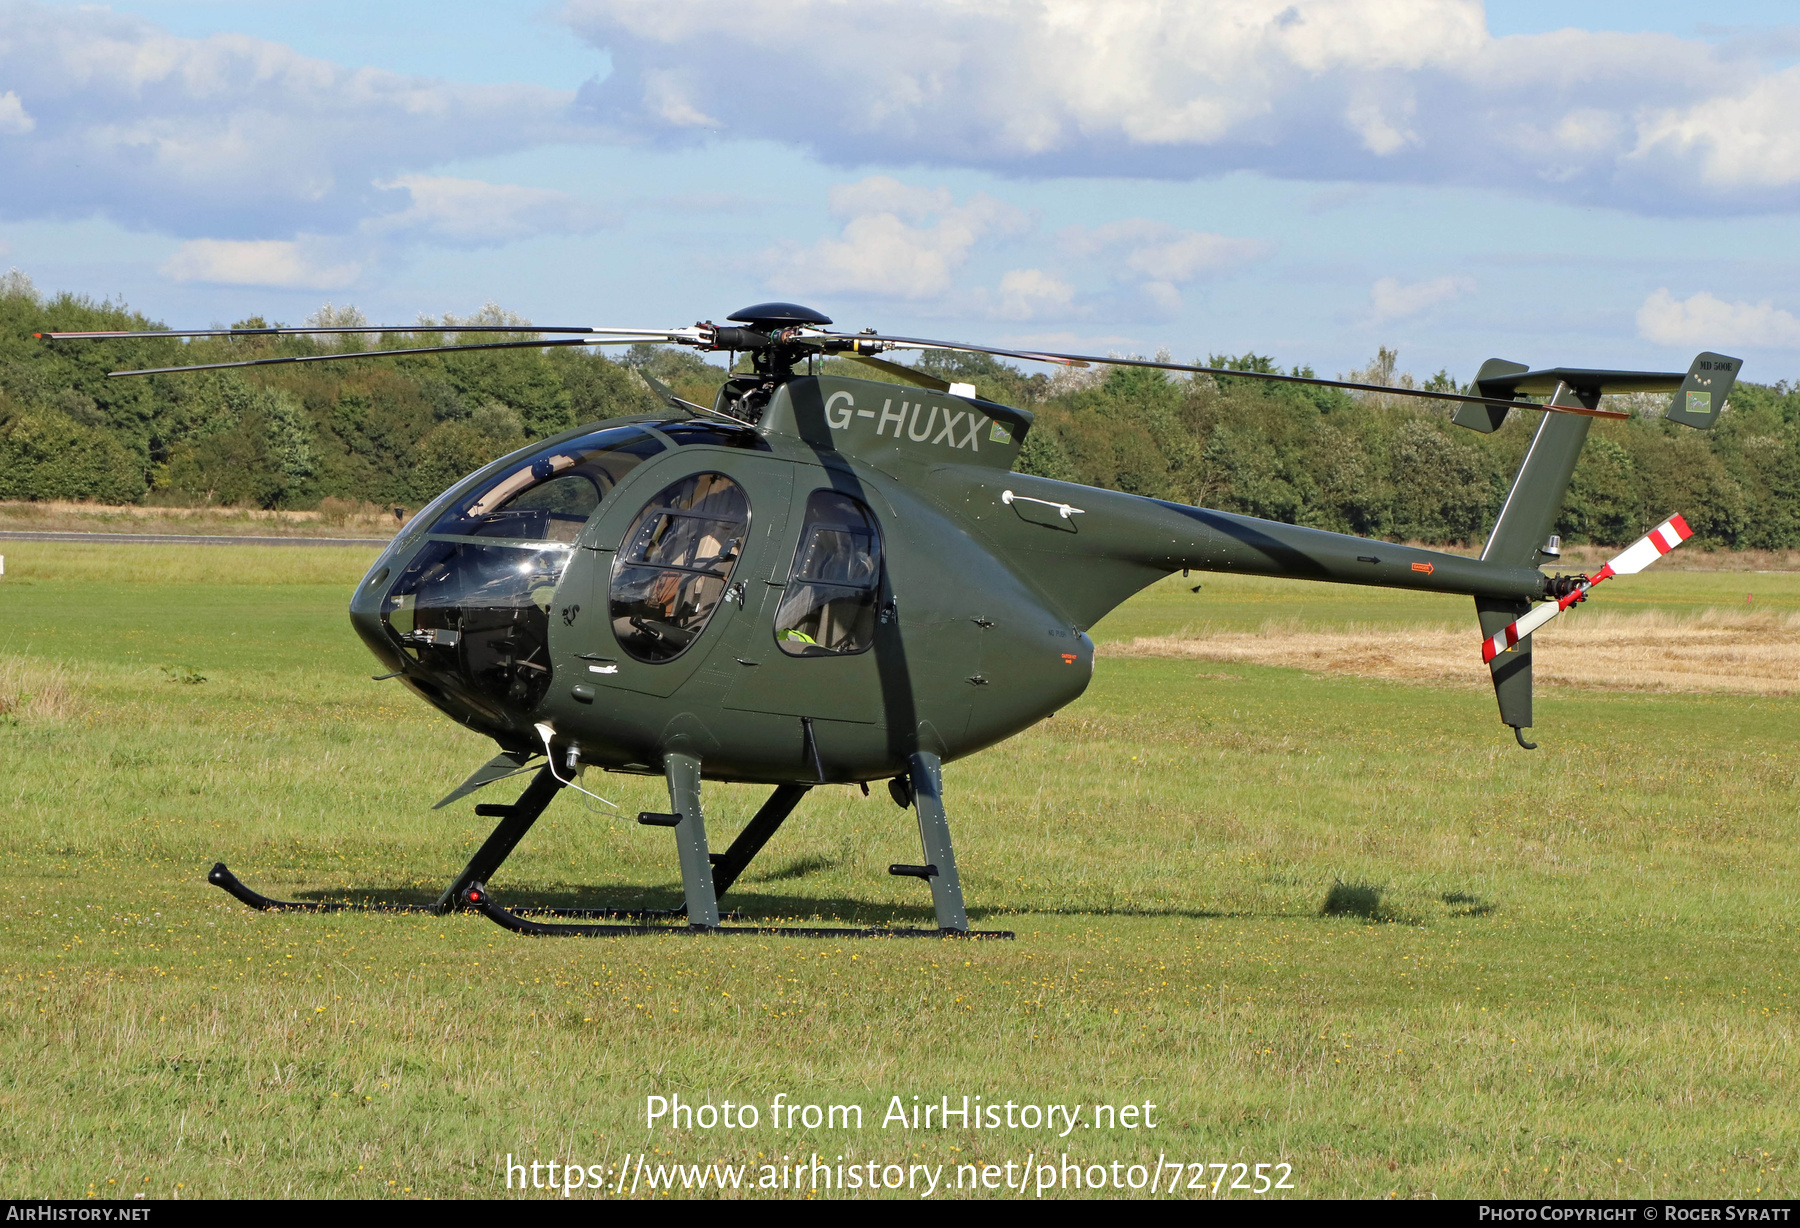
[609,473,751,663]
[773,491,883,657]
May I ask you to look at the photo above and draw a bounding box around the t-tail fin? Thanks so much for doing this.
[1451,351,1740,745]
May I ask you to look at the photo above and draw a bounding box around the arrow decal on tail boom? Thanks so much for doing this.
[1480,514,1694,663]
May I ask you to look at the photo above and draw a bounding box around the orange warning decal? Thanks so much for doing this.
[1060,653,1078,664]
[1411,561,1435,574]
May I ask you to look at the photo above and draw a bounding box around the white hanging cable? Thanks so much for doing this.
[534,722,618,809]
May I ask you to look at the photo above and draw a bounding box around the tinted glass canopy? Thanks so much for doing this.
[379,426,665,719]
[426,424,666,542]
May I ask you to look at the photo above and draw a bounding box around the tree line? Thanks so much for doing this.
[2,272,1795,549]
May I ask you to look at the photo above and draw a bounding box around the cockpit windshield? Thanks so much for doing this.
[427,425,667,542]
[380,425,665,720]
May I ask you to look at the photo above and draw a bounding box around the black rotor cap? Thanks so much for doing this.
[726,302,832,329]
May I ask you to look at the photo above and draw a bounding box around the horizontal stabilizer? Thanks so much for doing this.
[1452,358,1530,433]
[1453,353,1741,435]
[1477,366,1687,398]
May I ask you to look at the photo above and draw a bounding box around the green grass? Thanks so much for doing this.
[0,544,1795,1200]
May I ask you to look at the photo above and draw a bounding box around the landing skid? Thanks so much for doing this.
[207,750,1010,940]
[208,862,434,914]
[207,862,698,920]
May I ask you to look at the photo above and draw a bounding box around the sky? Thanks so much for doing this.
[3,0,1799,384]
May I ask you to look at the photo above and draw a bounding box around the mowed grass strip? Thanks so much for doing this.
[1107,607,1800,694]
[0,546,1794,1200]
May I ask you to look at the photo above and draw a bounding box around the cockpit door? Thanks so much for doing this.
[721,483,889,724]
[552,453,794,699]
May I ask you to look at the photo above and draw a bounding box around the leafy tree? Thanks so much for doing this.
[0,398,146,503]
[0,277,1792,549]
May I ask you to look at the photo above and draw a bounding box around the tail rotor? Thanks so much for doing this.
[1480,514,1695,665]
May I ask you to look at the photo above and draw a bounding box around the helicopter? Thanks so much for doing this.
[43,304,1740,938]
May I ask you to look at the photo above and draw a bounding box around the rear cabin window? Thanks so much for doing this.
[609,473,750,663]
[774,491,883,657]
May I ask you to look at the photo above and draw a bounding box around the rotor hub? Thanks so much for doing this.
[725,302,832,330]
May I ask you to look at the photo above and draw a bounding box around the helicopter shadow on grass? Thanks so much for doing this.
[275,876,1487,926]
[285,855,948,924]
[288,879,1239,926]
[285,860,1479,926]
[289,879,950,926]
[284,851,1232,925]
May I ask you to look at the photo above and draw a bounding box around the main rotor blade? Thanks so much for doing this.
[106,336,618,378]
[41,324,690,340]
[839,332,1627,420]
[840,354,951,392]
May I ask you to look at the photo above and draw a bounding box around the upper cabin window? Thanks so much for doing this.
[426,425,666,543]
[774,491,883,657]
[609,473,750,663]
[655,420,770,450]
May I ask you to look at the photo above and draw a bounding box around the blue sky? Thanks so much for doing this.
[4,1,1799,384]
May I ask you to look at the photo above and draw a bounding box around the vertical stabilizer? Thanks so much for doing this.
[1666,352,1741,429]
[1473,383,1596,742]
[1451,358,1529,434]
[1481,395,1594,568]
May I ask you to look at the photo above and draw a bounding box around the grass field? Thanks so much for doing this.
[0,542,1794,1200]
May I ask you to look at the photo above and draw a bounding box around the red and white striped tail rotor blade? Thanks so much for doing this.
[1479,513,1693,664]
[1481,600,1565,663]
[1596,513,1693,578]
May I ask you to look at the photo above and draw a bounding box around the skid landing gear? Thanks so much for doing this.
[207,766,690,921]
[207,751,1012,940]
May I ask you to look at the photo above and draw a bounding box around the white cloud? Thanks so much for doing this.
[993,269,1075,320]
[366,175,607,244]
[827,178,953,220]
[640,68,721,128]
[0,2,585,236]
[156,173,606,292]
[1060,219,1267,313]
[765,177,1031,300]
[161,239,360,289]
[1346,86,1418,156]
[1632,66,1800,191]
[1369,275,1473,323]
[564,0,1800,214]
[1065,219,1268,281]
[0,91,35,135]
[1636,288,1800,349]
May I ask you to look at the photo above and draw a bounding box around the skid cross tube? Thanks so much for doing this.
[710,783,811,897]
[208,757,997,936]
[205,760,772,923]
[436,765,565,910]
[907,752,970,931]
